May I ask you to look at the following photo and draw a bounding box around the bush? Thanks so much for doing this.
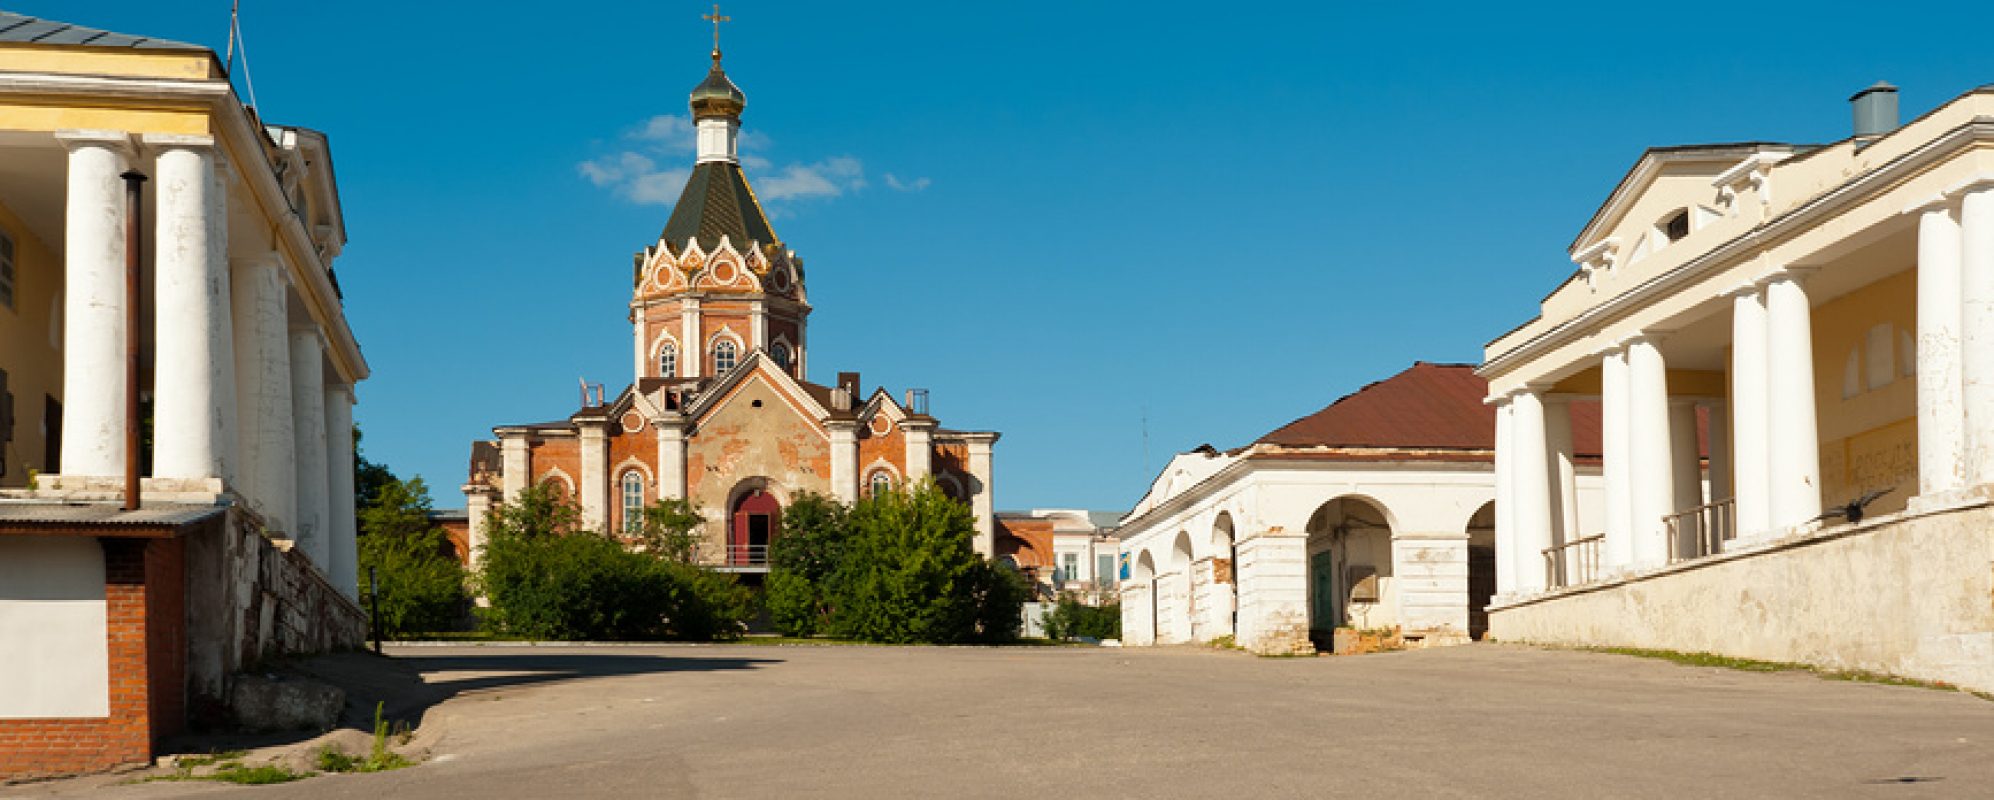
[825,480,1024,644]
[356,477,468,637]
[765,493,849,637]
[477,483,749,641]
[1041,593,1121,641]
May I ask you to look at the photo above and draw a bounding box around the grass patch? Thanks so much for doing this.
[146,758,309,785]
[317,702,415,774]
[1580,646,1990,699]
[729,635,1083,647]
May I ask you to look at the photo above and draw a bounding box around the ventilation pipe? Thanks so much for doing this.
[1851,81,1899,141]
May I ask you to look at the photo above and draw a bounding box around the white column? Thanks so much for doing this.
[55,131,133,479]
[1959,185,1994,486]
[500,434,530,502]
[1913,197,1966,497]
[1765,272,1823,530]
[1728,285,1772,538]
[750,298,767,350]
[1627,335,1675,568]
[464,487,495,572]
[967,436,997,556]
[1599,347,1633,571]
[578,422,608,532]
[149,137,236,485]
[656,419,687,501]
[1509,391,1553,594]
[633,315,647,380]
[230,256,296,531]
[828,422,859,504]
[1491,398,1516,596]
[324,386,358,601]
[903,422,934,481]
[1669,400,1702,560]
[681,297,702,379]
[289,329,331,570]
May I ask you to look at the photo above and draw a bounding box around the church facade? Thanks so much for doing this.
[461,46,998,570]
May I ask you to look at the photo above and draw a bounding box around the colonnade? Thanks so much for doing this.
[1911,181,1994,500]
[51,129,358,599]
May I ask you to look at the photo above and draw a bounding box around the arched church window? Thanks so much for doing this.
[770,342,792,372]
[659,343,678,378]
[621,471,646,534]
[868,470,894,498]
[714,339,738,373]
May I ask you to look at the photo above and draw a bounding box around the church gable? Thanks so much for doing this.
[684,371,832,516]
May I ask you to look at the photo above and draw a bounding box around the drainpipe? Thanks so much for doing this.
[120,170,147,512]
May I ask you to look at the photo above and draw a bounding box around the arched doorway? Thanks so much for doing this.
[1303,496,1394,650]
[1466,500,1497,640]
[731,489,781,566]
[1133,551,1158,645]
[1213,512,1237,639]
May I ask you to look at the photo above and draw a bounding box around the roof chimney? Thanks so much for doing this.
[837,371,861,397]
[1851,81,1899,140]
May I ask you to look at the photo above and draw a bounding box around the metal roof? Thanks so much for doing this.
[0,11,205,51]
[0,500,224,531]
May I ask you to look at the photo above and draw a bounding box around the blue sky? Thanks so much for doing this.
[26,1,1994,513]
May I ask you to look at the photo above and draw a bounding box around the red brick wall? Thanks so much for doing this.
[0,537,176,779]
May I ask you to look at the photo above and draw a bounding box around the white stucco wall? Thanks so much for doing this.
[1491,501,1994,693]
[0,537,109,718]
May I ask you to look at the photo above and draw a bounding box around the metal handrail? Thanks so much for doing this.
[1543,533,1605,588]
[1665,497,1737,563]
[724,543,770,566]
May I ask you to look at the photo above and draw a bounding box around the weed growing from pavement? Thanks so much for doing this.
[1579,646,1992,700]
[146,755,308,785]
[320,701,415,773]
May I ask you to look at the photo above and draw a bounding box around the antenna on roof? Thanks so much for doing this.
[222,1,261,111]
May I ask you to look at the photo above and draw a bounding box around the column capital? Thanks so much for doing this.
[139,132,216,152]
[55,129,134,156]
[1902,193,1957,217]
[1943,173,1994,199]
[1721,281,1765,301]
[1620,329,1675,347]
[1760,265,1819,287]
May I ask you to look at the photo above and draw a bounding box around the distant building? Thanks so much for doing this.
[0,12,367,778]
[995,509,1121,602]
[460,37,998,576]
[1115,363,1607,653]
[1480,83,1994,694]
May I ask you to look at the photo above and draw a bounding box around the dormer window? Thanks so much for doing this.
[1662,209,1690,243]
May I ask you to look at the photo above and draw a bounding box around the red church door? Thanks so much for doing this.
[731,490,781,566]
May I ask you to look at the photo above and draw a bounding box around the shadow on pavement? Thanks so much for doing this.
[396,651,782,698]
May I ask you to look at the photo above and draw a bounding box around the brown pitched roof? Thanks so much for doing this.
[1255,362,1608,458]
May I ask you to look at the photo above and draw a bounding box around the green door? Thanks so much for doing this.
[1310,551,1337,634]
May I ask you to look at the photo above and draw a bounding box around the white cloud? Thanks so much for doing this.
[884,173,932,192]
[577,152,687,206]
[580,113,868,209]
[758,156,866,201]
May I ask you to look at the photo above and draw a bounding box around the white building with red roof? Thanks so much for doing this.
[1115,363,1604,653]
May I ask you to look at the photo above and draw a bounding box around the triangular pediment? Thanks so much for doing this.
[1568,143,1795,259]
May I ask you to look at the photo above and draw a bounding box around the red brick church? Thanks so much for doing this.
[461,42,998,570]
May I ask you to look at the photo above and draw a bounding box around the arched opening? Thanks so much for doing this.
[1466,500,1497,641]
[1132,551,1158,646]
[1303,496,1394,649]
[1169,531,1194,644]
[730,489,781,566]
[1213,511,1237,639]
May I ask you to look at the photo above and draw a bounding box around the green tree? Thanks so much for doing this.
[827,479,1020,644]
[765,492,849,636]
[356,477,468,637]
[1041,593,1121,641]
[629,498,705,563]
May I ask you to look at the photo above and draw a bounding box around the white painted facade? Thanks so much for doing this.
[1119,444,1605,653]
[0,537,109,718]
[1481,84,1994,691]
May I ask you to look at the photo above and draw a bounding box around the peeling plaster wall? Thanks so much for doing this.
[1491,502,1994,692]
[685,375,830,554]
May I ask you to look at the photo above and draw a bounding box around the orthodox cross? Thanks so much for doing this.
[704,4,731,52]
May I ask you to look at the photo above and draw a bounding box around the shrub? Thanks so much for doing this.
[1041,593,1121,641]
[356,477,468,637]
[826,480,1023,644]
[765,493,849,637]
[477,483,749,641]
[629,498,705,563]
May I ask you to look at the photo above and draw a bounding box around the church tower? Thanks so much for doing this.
[630,41,809,384]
